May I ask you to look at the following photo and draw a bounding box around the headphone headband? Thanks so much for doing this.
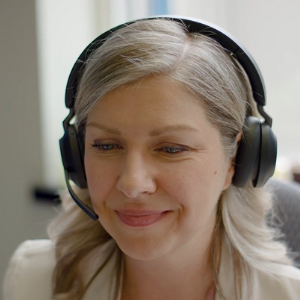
[65,16,266,111]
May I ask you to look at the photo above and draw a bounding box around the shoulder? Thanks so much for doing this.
[3,239,55,300]
[252,264,300,300]
[218,237,300,300]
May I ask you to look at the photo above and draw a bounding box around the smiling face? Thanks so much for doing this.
[84,76,234,261]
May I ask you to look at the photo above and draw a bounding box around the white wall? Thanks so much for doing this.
[233,0,300,168]
[35,0,99,187]
[0,0,57,295]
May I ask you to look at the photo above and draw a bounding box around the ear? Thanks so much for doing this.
[223,132,242,190]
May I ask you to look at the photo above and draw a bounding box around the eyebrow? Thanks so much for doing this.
[86,122,199,137]
[149,125,200,136]
[86,122,122,136]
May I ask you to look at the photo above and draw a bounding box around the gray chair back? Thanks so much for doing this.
[268,179,300,267]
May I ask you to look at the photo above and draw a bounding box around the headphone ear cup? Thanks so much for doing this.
[59,125,87,189]
[232,116,261,188]
[253,123,277,187]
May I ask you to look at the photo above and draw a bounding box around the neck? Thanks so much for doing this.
[121,239,216,300]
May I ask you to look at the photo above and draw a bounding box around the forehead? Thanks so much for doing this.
[88,76,203,121]
[86,76,221,141]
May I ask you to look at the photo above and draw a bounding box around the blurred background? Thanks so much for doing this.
[1,0,300,294]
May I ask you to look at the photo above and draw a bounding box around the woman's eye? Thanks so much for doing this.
[92,143,121,151]
[160,146,188,154]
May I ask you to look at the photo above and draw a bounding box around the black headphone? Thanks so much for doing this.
[59,16,277,221]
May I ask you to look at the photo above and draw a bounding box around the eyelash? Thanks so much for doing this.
[158,146,188,154]
[91,143,122,151]
[91,143,188,155]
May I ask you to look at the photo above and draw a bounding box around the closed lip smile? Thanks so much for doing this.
[115,209,169,227]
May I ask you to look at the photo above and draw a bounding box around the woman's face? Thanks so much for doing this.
[85,76,234,261]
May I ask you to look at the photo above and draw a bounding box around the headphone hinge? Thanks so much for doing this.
[62,109,75,130]
[257,105,273,127]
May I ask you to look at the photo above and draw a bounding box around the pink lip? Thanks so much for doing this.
[116,210,168,227]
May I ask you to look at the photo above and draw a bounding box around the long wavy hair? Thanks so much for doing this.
[48,19,291,300]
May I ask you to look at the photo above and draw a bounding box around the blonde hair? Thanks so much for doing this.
[49,19,291,300]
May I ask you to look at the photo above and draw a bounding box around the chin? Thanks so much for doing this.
[115,235,173,261]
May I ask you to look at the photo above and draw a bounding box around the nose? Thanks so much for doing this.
[116,153,157,198]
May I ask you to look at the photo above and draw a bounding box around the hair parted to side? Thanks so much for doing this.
[49,19,291,300]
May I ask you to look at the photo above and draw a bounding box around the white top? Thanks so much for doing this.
[3,238,300,300]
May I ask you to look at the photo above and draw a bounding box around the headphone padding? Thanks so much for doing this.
[59,125,87,188]
[253,123,277,187]
[232,116,261,187]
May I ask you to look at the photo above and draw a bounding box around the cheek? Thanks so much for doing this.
[161,159,227,217]
[84,158,117,205]
[160,166,211,207]
[161,165,220,241]
[166,161,223,194]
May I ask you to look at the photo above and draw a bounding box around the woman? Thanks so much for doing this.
[4,17,300,300]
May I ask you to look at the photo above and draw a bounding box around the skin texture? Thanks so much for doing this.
[84,76,234,300]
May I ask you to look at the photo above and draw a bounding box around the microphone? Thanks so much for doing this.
[64,170,99,221]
